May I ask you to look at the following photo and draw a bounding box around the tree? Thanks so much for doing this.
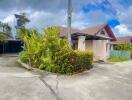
[0,21,12,39]
[15,13,30,29]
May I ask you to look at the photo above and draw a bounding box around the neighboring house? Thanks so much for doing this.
[59,24,116,61]
[111,36,132,45]
[110,36,132,51]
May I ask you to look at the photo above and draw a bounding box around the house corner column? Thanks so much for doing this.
[78,36,86,51]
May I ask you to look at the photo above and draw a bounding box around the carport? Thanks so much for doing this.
[0,39,23,54]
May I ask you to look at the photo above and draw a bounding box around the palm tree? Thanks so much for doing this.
[0,21,4,32]
[4,23,12,37]
[0,21,12,54]
[0,21,12,38]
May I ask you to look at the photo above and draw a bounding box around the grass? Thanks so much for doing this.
[108,57,129,62]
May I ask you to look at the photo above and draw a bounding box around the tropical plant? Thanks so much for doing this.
[19,26,93,74]
[19,28,47,67]
[0,21,12,42]
[0,32,7,42]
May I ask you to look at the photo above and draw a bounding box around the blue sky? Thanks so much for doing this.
[0,0,132,36]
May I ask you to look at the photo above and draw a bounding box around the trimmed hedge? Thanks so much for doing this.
[75,50,93,72]
[54,49,93,74]
[54,48,77,74]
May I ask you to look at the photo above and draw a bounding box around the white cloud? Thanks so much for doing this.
[27,10,91,30]
[27,10,67,30]
[114,24,132,36]
[3,15,15,24]
[117,6,132,25]
[0,0,132,37]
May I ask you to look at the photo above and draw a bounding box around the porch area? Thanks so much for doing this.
[71,33,111,61]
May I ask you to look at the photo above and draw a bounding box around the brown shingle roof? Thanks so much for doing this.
[81,24,107,35]
[58,24,116,41]
[58,26,81,37]
[111,36,132,44]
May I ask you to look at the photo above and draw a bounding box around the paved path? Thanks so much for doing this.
[0,56,132,100]
[0,56,56,100]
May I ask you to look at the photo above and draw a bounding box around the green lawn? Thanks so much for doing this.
[108,57,129,62]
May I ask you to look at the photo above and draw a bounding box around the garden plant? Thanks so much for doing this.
[18,26,93,74]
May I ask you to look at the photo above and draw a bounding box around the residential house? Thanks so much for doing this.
[111,36,132,45]
[59,24,116,61]
[110,36,132,50]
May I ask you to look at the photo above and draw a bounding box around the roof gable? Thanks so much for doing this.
[58,24,116,41]
[81,24,107,35]
[81,24,116,41]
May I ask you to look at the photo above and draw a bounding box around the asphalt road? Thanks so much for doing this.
[0,56,132,100]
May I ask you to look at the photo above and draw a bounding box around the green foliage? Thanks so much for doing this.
[18,28,47,67]
[114,44,132,58]
[0,32,7,42]
[44,27,69,60]
[114,44,132,51]
[108,57,129,62]
[19,51,29,63]
[54,49,93,74]
[0,21,11,42]
[19,26,93,74]
[54,47,76,74]
[75,50,93,71]
[0,21,12,39]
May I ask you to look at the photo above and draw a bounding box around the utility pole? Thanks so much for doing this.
[67,0,72,47]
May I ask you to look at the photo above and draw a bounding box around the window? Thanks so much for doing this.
[100,31,105,35]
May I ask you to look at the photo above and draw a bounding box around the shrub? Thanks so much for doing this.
[18,28,47,68]
[54,47,77,74]
[75,50,93,71]
[19,51,29,63]
[54,49,93,74]
[18,26,93,74]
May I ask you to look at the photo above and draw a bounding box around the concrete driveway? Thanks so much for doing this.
[0,56,132,100]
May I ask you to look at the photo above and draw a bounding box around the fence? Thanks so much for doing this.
[110,50,131,59]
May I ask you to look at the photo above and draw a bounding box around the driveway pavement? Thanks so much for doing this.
[0,56,132,100]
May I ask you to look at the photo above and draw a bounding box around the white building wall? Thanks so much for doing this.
[78,36,86,51]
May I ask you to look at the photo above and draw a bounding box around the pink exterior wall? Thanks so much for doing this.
[85,40,93,51]
[77,35,110,61]
[85,40,110,61]
[93,40,110,61]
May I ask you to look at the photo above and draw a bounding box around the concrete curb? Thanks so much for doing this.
[17,60,33,70]
[17,60,50,76]
[18,60,96,77]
